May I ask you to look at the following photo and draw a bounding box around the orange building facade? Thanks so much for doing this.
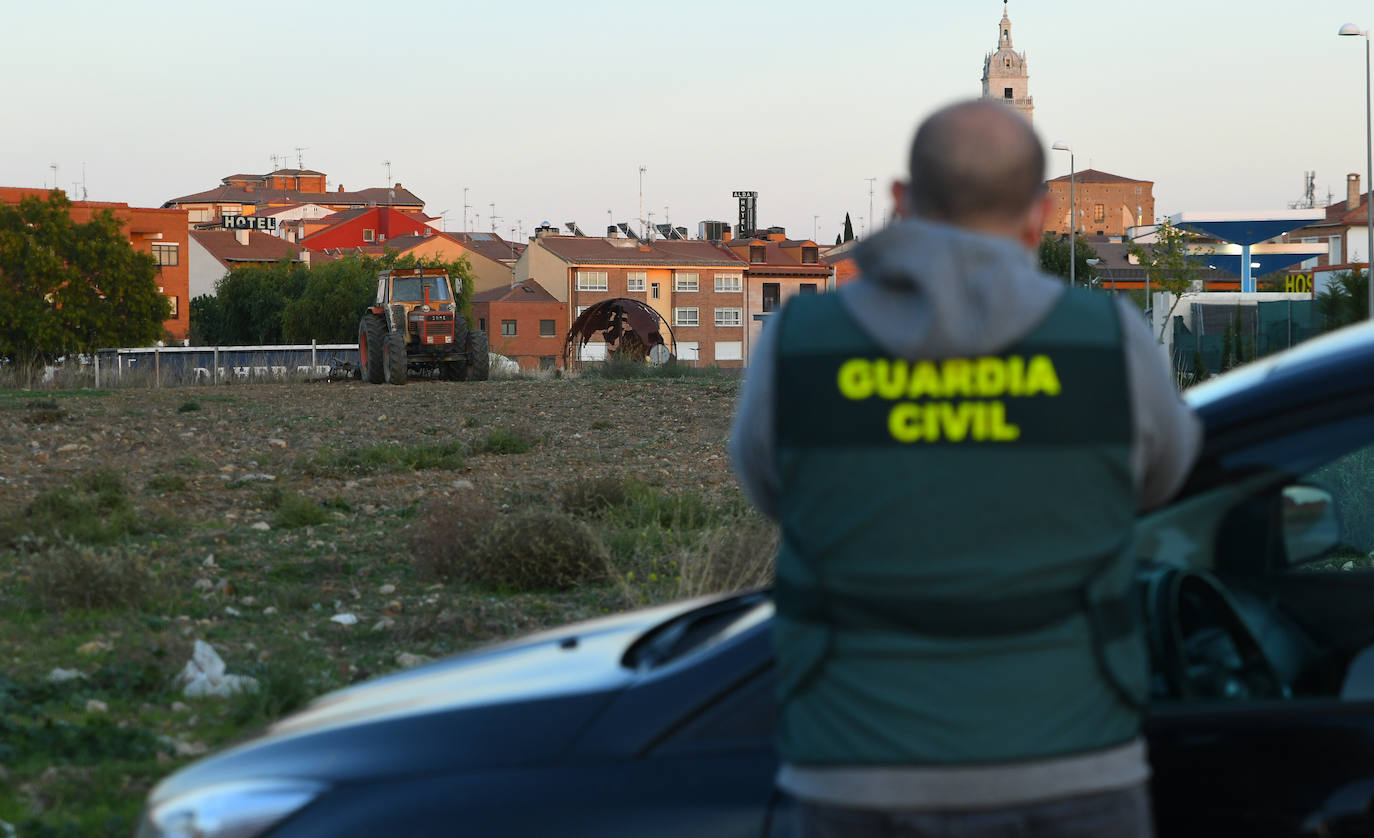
[471,281,566,371]
[1045,169,1155,238]
[0,187,190,341]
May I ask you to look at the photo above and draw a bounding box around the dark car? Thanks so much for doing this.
[139,323,1374,838]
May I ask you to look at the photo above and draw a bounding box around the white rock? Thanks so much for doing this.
[224,606,243,617]
[171,702,190,713]
[239,473,276,483]
[379,584,396,595]
[395,652,431,669]
[239,596,257,607]
[263,606,278,616]
[85,699,108,714]
[268,438,288,448]
[250,521,271,531]
[371,617,396,632]
[330,613,359,626]
[572,433,582,440]
[47,668,86,683]
[176,639,259,699]
[193,578,214,592]
[57,443,80,453]
[202,554,217,568]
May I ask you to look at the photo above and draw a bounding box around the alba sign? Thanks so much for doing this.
[222,216,277,231]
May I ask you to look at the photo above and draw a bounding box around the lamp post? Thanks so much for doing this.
[1052,142,1075,288]
[1340,23,1374,319]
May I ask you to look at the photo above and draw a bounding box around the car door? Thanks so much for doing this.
[1141,403,1374,837]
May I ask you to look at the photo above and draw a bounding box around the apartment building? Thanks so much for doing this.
[723,233,834,360]
[515,233,749,366]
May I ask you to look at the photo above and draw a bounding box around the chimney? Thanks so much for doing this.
[607,225,619,238]
[1350,174,1363,210]
[338,184,345,192]
[235,229,250,246]
[394,183,403,190]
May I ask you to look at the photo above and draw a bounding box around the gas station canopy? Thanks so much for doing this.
[1171,210,1325,292]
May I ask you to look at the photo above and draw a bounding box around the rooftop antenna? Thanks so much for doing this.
[462,187,471,232]
[489,203,502,234]
[437,209,449,232]
[648,210,656,241]
[638,165,647,242]
[270,153,279,170]
[294,147,308,169]
[383,160,392,185]
[49,164,58,191]
[813,214,820,241]
[81,162,88,200]
[865,178,877,236]
[517,219,523,240]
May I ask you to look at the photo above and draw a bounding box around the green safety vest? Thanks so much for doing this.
[772,288,1146,767]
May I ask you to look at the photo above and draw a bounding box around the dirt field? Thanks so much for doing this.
[0,375,760,835]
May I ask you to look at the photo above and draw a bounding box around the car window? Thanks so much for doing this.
[1136,412,1374,575]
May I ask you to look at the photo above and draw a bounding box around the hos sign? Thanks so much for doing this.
[222,216,278,231]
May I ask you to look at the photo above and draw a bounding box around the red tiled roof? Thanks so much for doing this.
[190,229,306,267]
[471,280,558,303]
[1047,169,1150,185]
[537,236,746,268]
[447,232,524,264]
[724,238,832,273]
[164,184,424,209]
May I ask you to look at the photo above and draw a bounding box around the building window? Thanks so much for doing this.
[674,307,699,327]
[802,246,819,264]
[799,284,817,294]
[1093,204,1105,223]
[576,305,590,318]
[714,273,742,292]
[152,243,179,266]
[650,282,660,300]
[540,356,556,370]
[675,272,699,292]
[676,341,700,361]
[763,283,781,312]
[750,245,766,264]
[166,295,179,317]
[221,207,241,218]
[576,270,608,291]
[363,228,376,242]
[188,209,212,223]
[539,319,556,337]
[715,341,743,361]
[1004,88,1013,100]
[501,319,517,337]
[479,318,487,331]
[1331,235,1343,265]
[627,271,647,292]
[715,307,742,327]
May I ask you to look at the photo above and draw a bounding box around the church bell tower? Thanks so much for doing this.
[981,1,1033,123]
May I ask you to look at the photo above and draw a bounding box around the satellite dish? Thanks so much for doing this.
[649,344,671,366]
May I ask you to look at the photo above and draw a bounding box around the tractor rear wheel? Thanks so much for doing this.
[467,329,490,381]
[383,329,408,385]
[359,315,384,384]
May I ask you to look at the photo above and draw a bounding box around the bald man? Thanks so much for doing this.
[730,101,1200,838]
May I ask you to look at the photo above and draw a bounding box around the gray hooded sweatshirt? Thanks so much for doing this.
[729,217,1202,810]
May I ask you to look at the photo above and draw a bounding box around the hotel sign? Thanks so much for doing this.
[222,216,277,231]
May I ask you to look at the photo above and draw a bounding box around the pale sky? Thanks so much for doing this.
[4,0,1373,245]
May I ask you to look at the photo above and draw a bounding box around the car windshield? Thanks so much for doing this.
[391,275,451,303]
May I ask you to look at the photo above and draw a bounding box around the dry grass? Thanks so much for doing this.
[675,514,777,598]
[26,541,157,611]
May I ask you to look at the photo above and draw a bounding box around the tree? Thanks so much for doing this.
[1037,233,1099,285]
[0,192,169,363]
[189,294,226,346]
[212,259,310,345]
[834,233,842,246]
[1128,219,1210,343]
[843,213,855,243]
[1316,268,1369,332]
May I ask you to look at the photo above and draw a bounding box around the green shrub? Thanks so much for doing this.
[475,427,535,455]
[146,474,187,494]
[408,493,500,583]
[176,400,201,413]
[559,476,634,517]
[19,469,145,545]
[27,541,156,610]
[475,511,609,591]
[305,441,466,475]
[273,494,330,529]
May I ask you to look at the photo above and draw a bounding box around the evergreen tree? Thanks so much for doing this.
[843,213,855,243]
[835,233,842,246]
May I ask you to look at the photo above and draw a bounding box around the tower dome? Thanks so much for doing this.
[981,1,1034,123]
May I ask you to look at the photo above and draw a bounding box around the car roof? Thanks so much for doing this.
[1185,321,1374,434]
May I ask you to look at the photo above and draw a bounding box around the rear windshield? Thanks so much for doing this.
[392,275,451,303]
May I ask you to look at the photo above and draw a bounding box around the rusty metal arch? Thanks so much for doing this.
[561,297,677,369]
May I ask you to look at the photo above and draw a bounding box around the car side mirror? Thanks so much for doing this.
[1281,484,1342,566]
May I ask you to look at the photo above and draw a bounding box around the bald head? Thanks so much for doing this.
[905,101,1046,228]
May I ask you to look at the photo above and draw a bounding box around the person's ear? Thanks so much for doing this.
[1021,192,1052,248]
[891,181,908,220]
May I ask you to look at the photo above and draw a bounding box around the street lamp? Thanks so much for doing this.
[1340,22,1374,319]
[1052,141,1075,288]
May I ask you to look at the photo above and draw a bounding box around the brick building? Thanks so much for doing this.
[1284,173,1374,271]
[722,234,834,360]
[515,233,749,366]
[471,280,565,371]
[164,171,425,224]
[1,187,191,341]
[299,206,437,252]
[1046,169,1155,238]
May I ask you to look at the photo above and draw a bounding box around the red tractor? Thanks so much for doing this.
[357,267,489,385]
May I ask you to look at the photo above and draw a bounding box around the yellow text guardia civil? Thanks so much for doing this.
[836,355,1062,443]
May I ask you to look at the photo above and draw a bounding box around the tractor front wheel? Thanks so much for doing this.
[359,315,385,384]
[383,330,408,385]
